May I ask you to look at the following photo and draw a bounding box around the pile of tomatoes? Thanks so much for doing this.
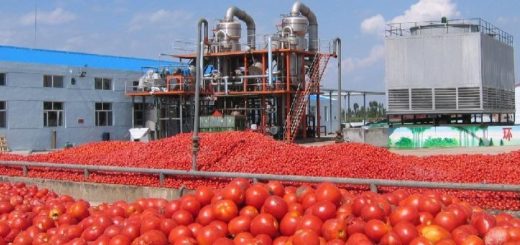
[0,179,520,244]
[0,132,520,209]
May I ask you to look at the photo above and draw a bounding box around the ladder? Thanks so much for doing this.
[0,136,8,152]
[283,53,331,142]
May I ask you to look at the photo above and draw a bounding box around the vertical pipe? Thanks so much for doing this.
[317,90,320,138]
[333,38,343,142]
[347,92,351,123]
[268,36,273,86]
[329,90,333,131]
[193,18,208,171]
[363,93,367,125]
[286,53,290,91]
[262,54,266,91]
[180,97,183,133]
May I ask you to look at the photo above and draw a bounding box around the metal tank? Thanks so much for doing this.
[281,15,308,50]
[214,6,256,52]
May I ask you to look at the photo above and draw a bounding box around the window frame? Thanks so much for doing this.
[0,101,6,128]
[0,73,5,86]
[95,102,113,126]
[43,101,64,127]
[95,78,113,90]
[43,75,64,88]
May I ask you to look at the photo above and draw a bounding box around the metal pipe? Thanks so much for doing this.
[193,18,208,171]
[224,76,229,94]
[1,160,520,193]
[225,6,256,49]
[333,38,343,142]
[268,36,273,86]
[290,2,318,51]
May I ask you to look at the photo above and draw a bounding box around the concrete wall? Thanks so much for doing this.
[0,61,140,150]
[0,176,182,203]
[343,127,389,147]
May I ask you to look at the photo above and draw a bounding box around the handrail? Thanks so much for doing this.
[1,160,519,193]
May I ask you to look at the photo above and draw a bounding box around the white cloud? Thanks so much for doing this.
[360,0,461,36]
[343,45,385,73]
[361,15,385,36]
[129,9,193,32]
[20,8,76,26]
[391,0,460,24]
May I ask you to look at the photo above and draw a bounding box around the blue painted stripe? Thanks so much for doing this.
[0,45,182,72]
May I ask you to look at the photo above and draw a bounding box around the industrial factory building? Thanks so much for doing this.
[386,18,515,125]
[126,2,339,142]
[0,45,177,151]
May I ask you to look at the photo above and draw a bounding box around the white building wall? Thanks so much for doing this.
[0,61,140,151]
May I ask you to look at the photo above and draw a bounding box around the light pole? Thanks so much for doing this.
[333,38,343,142]
[192,18,208,171]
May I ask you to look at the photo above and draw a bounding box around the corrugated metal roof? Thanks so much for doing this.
[0,45,181,72]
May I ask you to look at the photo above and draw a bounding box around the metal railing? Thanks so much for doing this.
[1,160,519,193]
[386,18,513,46]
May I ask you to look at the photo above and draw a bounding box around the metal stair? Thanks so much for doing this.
[283,53,331,142]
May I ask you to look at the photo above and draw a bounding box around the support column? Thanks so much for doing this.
[363,93,367,125]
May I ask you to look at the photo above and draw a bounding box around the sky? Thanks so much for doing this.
[0,0,519,100]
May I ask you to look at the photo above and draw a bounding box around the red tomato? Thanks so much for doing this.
[168,225,193,243]
[420,225,451,244]
[315,183,342,206]
[296,215,323,234]
[345,233,372,245]
[390,205,420,225]
[194,187,215,207]
[196,205,215,225]
[212,200,238,222]
[223,185,245,205]
[471,212,496,236]
[196,225,225,245]
[321,218,347,241]
[109,234,131,245]
[379,231,403,245]
[228,216,252,236]
[434,212,460,232]
[364,219,389,242]
[280,211,301,236]
[67,201,90,220]
[266,181,285,197]
[81,225,104,241]
[135,230,168,245]
[292,228,320,245]
[180,195,201,216]
[245,185,270,210]
[262,196,288,220]
[250,213,279,238]
[393,221,419,245]
[310,201,337,222]
[172,210,194,226]
[240,206,259,219]
[360,202,386,222]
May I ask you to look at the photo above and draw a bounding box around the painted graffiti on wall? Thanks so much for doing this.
[388,126,520,148]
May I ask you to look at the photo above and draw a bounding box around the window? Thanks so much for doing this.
[95,78,112,90]
[133,103,145,127]
[43,102,64,127]
[43,75,64,88]
[0,73,5,86]
[0,101,5,128]
[95,102,113,126]
[324,106,329,122]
